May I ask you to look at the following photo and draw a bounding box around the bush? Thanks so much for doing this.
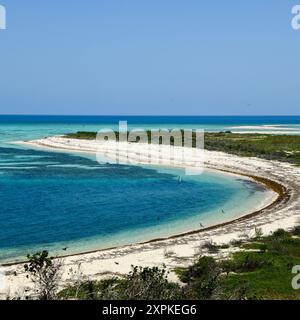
[219,259,238,275]
[59,278,120,300]
[24,251,62,300]
[222,253,270,273]
[258,243,268,253]
[179,257,222,299]
[291,226,300,236]
[270,239,287,254]
[202,241,219,254]
[60,265,183,300]
[224,281,251,300]
[272,229,290,239]
[240,254,268,271]
[119,266,183,300]
[254,227,263,240]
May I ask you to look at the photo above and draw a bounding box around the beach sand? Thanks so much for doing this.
[1,136,300,299]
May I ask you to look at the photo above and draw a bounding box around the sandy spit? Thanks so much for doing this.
[1,136,299,299]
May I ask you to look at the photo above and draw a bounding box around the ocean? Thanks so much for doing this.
[0,115,299,263]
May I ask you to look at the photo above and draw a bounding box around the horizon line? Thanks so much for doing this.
[1,114,300,117]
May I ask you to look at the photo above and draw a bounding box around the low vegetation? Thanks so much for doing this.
[220,228,300,299]
[205,132,300,166]
[24,251,62,300]
[64,131,300,166]
[59,266,184,300]
[23,227,300,300]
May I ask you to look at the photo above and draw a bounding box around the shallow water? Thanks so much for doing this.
[0,116,290,263]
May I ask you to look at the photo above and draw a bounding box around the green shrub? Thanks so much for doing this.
[270,239,288,254]
[24,251,62,300]
[179,257,222,299]
[222,253,271,274]
[60,266,183,300]
[272,229,290,239]
[258,243,268,253]
[119,266,183,300]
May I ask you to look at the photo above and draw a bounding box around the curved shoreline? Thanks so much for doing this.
[2,136,299,299]
[2,139,285,266]
[0,165,282,267]
[2,173,284,267]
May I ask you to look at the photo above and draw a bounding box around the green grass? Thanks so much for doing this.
[221,252,300,299]
[205,133,300,166]
[64,131,300,166]
[218,229,300,299]
[173,228,300,300]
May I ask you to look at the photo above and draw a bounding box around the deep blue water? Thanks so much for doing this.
[1,115,300,126]
[1,115,298,263]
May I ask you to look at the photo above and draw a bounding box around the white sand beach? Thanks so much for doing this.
[1,136,300,299]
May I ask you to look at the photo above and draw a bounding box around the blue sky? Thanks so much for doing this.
[0,1,299,115]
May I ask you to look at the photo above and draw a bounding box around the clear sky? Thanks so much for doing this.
[0,0,299,115]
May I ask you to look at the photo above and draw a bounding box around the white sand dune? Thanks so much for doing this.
[1,136,300,299]
[228,125,300,135]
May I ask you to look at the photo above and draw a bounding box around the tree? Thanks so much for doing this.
[24,251,62,300]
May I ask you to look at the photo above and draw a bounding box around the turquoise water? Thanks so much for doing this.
[1,116,300,145]
[1,116,297,263]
